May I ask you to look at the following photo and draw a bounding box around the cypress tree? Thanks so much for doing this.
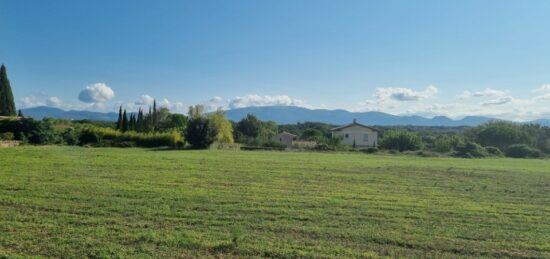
[116,106,123,130]
[146,106,153,132]
[122,109,129,132]
[130,113,136,131]
[152,99,158,130]
[0,64,17,116]
[136,109,143,132]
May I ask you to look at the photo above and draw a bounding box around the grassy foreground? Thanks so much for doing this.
[0,147,549,258]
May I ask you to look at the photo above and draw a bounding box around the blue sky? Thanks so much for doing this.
[2,0,550,120]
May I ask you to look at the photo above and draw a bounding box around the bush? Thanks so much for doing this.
[0,118,60,144]
[485,146,503,156]
[0,132,15,140]
[505,144,543,158]
[380,130,423,152]
[261,140,287,149]
[62,128,80,145]
[184,117,218,149]
[466,121,533,151]
[79,127,182,148]
[314,143,331,151]
[361,147,378,154]
[403,150,441,157]
[433,135,462,153]
[453,141,488,158]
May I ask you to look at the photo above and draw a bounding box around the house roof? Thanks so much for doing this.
[331,120,379,132]
[275,131,297,137]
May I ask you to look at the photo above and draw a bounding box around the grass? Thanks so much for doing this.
[0,146,549,258]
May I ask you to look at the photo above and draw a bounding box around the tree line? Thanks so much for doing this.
[1,63,550,158]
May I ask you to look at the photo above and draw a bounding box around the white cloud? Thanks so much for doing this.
[78,83,115,103]
[210,96,223,102]
[481,96,514,106]
[134,94,155,106]
[533,84,550,93]
[158,98,185,112]
[227,94,308,109]
[534,93,550,100]
[19,96,43,108]
[45,96,64,108]
[374,85,438,102]
[456,90,471,100]
[119,95,186,113]
[18,95,65,109]
[473,88,507,97]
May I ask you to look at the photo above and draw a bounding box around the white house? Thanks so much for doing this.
[271,131,297,148]
[331,119,378,148]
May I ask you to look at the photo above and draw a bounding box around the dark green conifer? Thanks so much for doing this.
[0,64,17,116]
[122,109,129,132]
[116,106,123,130]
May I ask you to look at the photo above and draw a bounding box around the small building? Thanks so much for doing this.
[331,119,378,148]
[271,131,297,149]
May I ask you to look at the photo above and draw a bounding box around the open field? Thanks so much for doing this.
[0,147,549,258]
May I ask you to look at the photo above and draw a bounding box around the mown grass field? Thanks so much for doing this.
[0,147,549,258]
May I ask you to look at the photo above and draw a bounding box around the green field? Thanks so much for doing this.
[0,147,549,258]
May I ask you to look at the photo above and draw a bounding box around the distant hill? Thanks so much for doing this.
[21,106,118,121]
[532,119,550,127]
[21,105,550,127]
[225,106,496,126]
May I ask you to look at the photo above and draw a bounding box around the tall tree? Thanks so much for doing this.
[130,113,136,131]
[116,106,123,130]
[236,114,261,139]
[188,105,205,119]
[0,64,17,116]
[136,109,143,132]
[184,116,218,149]
[122,109,129,132]
[152,99,158,130]
[208,109,234,143]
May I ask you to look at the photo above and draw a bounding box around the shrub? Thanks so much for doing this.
[485,146,503,156]
[62,128,80,145]
[0,132,14,140]
[433,135,462,153]
[466,121,533,151]
[261,140,287,149]
[380,130,423,152]
[453,141,488,158]
[404,150,441,157]
[79,127,181,148]
[0,118,59,144]
[314,143,331,151]
[184,117,218,149]
[505,144,543,158]
[361,147,378,154]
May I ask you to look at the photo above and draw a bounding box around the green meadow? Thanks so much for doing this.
[0,146,549,258]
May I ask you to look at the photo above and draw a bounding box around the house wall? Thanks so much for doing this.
[332,125,378,147]
[271,134,295,148]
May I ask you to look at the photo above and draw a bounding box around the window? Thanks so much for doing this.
[345,133,349,138]
[363,134,369,142]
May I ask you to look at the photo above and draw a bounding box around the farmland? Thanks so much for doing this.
[0,147,549,258]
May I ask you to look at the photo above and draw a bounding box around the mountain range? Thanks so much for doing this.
[21,106,550,127]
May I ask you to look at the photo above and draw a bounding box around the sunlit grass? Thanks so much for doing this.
[0,146,549,258]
